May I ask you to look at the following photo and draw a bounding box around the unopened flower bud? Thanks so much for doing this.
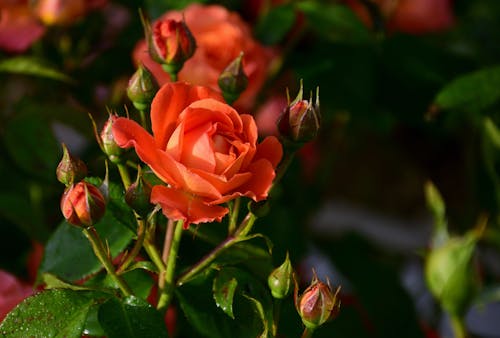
[141,11,196,78]
[56,143,87,186]
[218,52,248,104]
[33,0,86,26]
[425,233,477,317]
[60,181,106,227]
[268,252,294,299]
[125,167,153,217]
[295,272,341,330]
[127,64,159,111]
[100,114,123,163]
[278,82,321,148]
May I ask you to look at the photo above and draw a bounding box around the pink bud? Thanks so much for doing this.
[60,181,106,227]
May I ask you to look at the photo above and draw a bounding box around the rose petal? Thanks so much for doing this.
[191,169,252,195]
[151,82,223,150]
[151,185,228,225]
[180,122,216,173]
[255,136,282,168]
[113,117,221,199]
[212,158,276,204]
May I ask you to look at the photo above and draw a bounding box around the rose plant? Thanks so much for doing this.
[0,3,339,337]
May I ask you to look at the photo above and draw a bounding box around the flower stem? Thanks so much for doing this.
[143,214,165,272]
[157,220,184,311]
[450,315,468,338]
[116,218,146,274]
[176,212,257,286]
[228,198,241,235]
[83,227,133,296]
[159,219,175,289]
[301,327,315,338]
[272,298,282,336]
[139,109,148,130]
[117,163,132,190]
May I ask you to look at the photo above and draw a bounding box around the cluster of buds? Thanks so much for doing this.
[140,11,196,79]
[218,52,248,105]
[295,272,341,330]
[57,144,106,227]
[278,81,321,149]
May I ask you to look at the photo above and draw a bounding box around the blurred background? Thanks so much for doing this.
[1,0,500,337]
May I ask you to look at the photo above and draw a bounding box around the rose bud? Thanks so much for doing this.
[295,272,341,330]
[100,114,123,163]
[127,63,159,111]
[141,12,196,79]
[125,167,154,218]
[60,181,106,227]
[268,252,294,299]
[218,52,248,105]
[56,143,88,186]
[425,232,478,317]
[278,82,321,148]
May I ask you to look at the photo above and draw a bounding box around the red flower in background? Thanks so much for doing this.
[134,4,275,111]
[345,0,454,35]
[0,0,45,53]
[0,270,33,321]
[112,82,282,225]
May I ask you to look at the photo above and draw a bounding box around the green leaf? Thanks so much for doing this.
[98,296,168,338]
[295,2,370,43]
[39,212,134,281]
[122,260,159,274]
[3,112,60,181]
[0,289,108,338]
[213,269,239,319]
[0,56,73,82]
[433,65,500,113]
[41,273,96,291]
[100,269,154,300]
[424,181,449,248]
[255,4,296,45]
[242,294,271,338]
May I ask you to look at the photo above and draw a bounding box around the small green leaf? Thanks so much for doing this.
[39,212,134,281]
[433,65,500,113]
[122,260,159,274]
[242,294,271,338]
[98,296,168,338]
[213,269,239,319]
[424,181,449,248]
[41,273,96,291]
[0,289,108,338]
[255,4,296,45]
[0,56,73,82]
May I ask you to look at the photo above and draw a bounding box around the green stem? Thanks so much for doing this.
[117,163,132,190]
[450,315,467,338]
[272,298,281,336]
[270,151,295,195]
[228,198,241,235]
[159,219,175,289]
[83,227,133,296]
[157,220,184,311]
[143,214,165,272]
[116,218,146,274]
[176,212,257,286]
[139,110,148,130]
[301,327,315,338]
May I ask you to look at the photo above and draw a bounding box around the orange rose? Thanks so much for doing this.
[112,82,283,225]
[133,4,274,112]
